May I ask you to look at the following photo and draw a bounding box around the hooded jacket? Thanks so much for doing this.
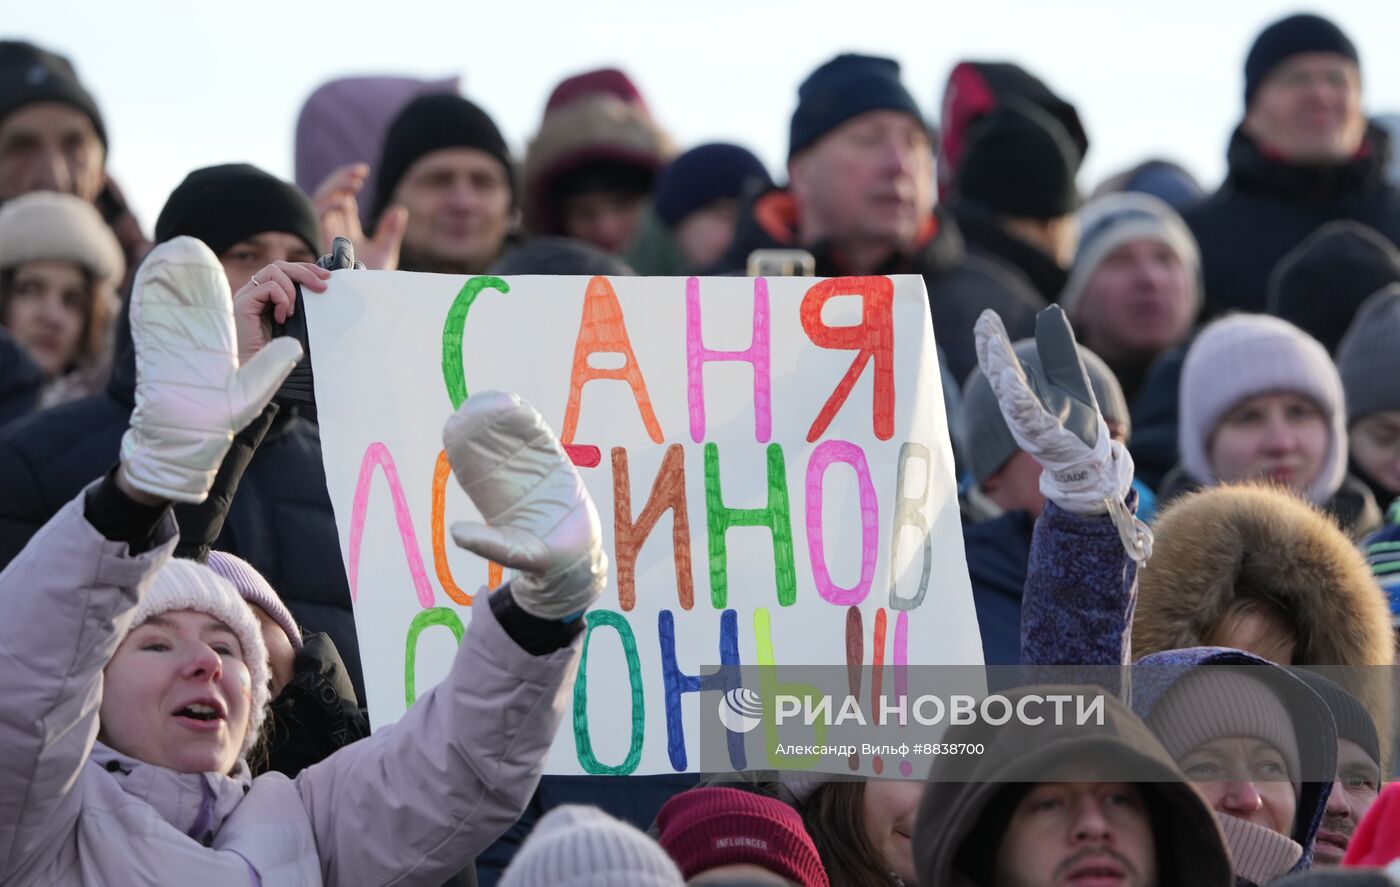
[711,188,1047,383]
[1182,123,1400,317]
[0,485,579,886]
[521,73,675,238]
[914,685,1233,886]
[0,296,367,700]
[1130,647,1339,883]
[1019,500,1345,882]
[1137,485,1392,668]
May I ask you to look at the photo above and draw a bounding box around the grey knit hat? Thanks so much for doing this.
[499,805,684,887]
[1336,285,1400,423]
[1147,669,1302,793]
[1060,191,1201,321]
[206,550,303,651]
[1178,314,1347,505]
[961,338,1131,485]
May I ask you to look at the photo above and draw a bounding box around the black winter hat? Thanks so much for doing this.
[1294,670,1381,770]
[653,143,772,228]
[1267,220,1400,354]
[0,40,106,148]
[372,93,513,219]
[155,163,320,258]
[1245,13,1360,107]
[956,99,1081,219]
[1337,285,1400,423]
[788,53,925,159]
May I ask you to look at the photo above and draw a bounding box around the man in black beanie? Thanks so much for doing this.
[949,100,1082,303]
[712,52,1045,383]
[0,40,106,205]
[371,93,515,275]
[0,162,373,706]
[1294,671,1383,866]
[0,40,149,292]
[157,163,322,290]
[1183,12,1400,316]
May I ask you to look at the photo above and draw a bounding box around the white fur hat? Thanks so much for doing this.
[0,190,125,286]
[125,558,270,760]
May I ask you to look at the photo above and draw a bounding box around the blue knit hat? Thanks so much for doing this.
[1245,13,1359,107]
[653,143,772,228]
[789,54,925,159]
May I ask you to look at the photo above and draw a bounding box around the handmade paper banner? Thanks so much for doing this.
[304,272,980,775]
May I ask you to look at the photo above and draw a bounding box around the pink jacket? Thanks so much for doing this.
[0,487,581,886]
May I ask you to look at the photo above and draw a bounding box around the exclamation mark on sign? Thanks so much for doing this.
[844,606,863,772]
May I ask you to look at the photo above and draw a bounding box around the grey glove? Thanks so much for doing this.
[316,236,367,271]
[975,306,1151,561]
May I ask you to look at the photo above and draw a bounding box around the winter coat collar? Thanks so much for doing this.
[715,186,963,279]
[1223,123,1394,206]
[89,741,252,844]
[1130,647,1337,873]
[949,200,1068,302]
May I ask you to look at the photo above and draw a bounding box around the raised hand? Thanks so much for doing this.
[120,237,303,503]
[312,162,407,272]
[975,306,1150,560]
[443,391,607,620]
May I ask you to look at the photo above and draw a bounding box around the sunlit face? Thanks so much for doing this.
[218,231,317,292]
[1,259,89,377]
[789,110,934,252]
[393,147,513,274]
[1077,239,1194,360]
[100,610,252,774]
[1244,54,1366,164]
[1208,393,1329,492]
[561,189,647,254]
[993,782,1159,887]
[862,779,922,884]
[674,199,741,269]
[1178,737,1296,836]
[1314,737,1382,866]
[1350,411,1400,497]
[0,102,105,203]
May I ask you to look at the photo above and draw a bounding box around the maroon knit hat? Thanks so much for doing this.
[655,787,829,887]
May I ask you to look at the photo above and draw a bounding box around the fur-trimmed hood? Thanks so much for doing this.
[1135,484,1394,763]
[522,91,676,236]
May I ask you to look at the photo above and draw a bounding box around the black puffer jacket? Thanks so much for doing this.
[712,188,1047,383]
[0,301,365,699]
[1183,123,1400,316]
[0,327,42,428]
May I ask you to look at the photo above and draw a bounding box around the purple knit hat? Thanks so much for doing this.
[205,551,303,650]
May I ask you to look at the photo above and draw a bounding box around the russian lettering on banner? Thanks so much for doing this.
[304,271,980,775]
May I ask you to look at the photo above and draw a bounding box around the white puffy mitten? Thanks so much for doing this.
[121,237,303,503]
[443,391,607,619]
[974,306,1151,562]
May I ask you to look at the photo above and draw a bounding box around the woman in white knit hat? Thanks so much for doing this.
[0,237,608,885]
[1161,313,1381,538]
[0,190,123,407]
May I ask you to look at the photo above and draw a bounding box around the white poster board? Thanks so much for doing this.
[304,272,980,774]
